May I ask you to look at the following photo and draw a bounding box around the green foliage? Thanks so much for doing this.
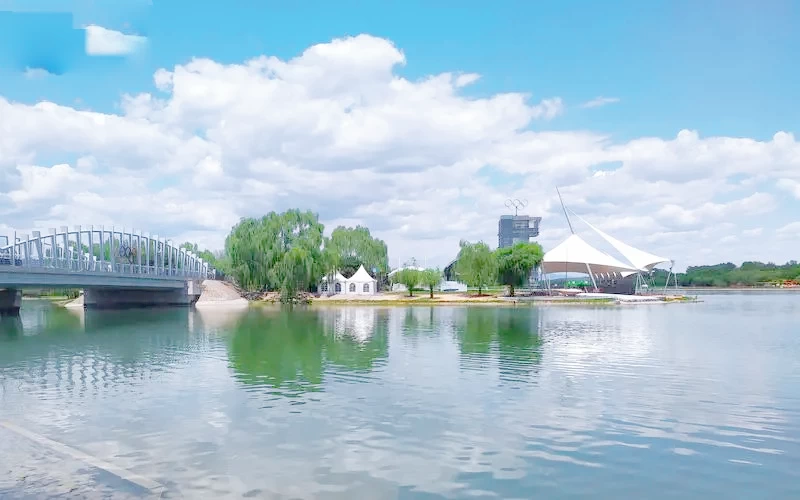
[420,268,443,298]
[328,226,389,278]
[392,268,422,297]
[494,242,544,296]
[180,242,199,253]
[225,210,324,297]
[455,240,497,295]
[676,261,800,287]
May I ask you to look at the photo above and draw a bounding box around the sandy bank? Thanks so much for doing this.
[196,280,249,309]
[63,295,84,309]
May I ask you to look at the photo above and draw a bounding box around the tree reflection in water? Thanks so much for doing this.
[454,306,543,377]
[227,307,389,396]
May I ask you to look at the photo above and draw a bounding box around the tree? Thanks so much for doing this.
[455,240,497,295]
[225,210,324,297]
[420,268,442,298]
[393,268,421,297]
[328,226,389,278]
[180,242,199,253]
[276,246,314,301]
[494,242,544,296]
[319,237,341,297]
[679,260,800,287]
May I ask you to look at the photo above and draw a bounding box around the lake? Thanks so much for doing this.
[1,294,799,499]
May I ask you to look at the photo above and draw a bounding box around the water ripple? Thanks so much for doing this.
[1,299,799,498]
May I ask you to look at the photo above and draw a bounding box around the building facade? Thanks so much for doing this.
[498,215,541,248]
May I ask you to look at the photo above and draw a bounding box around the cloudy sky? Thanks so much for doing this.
[0,1,798,270]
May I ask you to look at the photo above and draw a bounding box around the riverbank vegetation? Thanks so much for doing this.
[389,240,544,298]
[217,210,390,301]
[655,261,800,287]
[182,209,796,302]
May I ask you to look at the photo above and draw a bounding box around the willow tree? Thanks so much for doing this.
[494,242,544,296]
[225,210,324,296]
[328,226,389,278]
[319,237,341,297]
[455,240,497,295]
[420,268,442,299]
[392,268,421,297]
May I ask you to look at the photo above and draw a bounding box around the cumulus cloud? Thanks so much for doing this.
[84,25,146,56]
[581,96,620,109]
[0,34,798,267]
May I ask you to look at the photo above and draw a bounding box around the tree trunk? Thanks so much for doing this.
[409,287,413,297]
[478,286,482,296]
[429,286,434,299]
[509,284,515,297]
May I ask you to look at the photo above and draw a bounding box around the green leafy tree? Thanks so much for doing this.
[393,268,422,297]
[180,242,199,253]
[678,261,800,287]
[420,268,442,298]
[319,237,341,296]
[225,210,324,297]
[328,226,389,278]
[494,242,544,296]
[455,240,497,295]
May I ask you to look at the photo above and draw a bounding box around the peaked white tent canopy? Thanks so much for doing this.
[571,212,671,271]
[542,234,638,275]
[320,271,348,283]
[348,265,377,292]
[320,266,377,294]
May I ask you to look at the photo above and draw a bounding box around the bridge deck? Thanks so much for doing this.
[0,266,188,289]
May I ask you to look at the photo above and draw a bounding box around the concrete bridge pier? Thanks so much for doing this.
[83,281,203,309]
[0,288,22,316]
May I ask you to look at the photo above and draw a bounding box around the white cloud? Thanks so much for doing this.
[23,67,53,79]
[742,228,763,237]
[1,34,798,269]
[581,96,620,109]
[777,178,800,198]
[84,25,147,56]
[777,222,800,239]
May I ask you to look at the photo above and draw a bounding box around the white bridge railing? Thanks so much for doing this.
[0,226,214,280]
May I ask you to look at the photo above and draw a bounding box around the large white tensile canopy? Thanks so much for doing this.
[570,212,671,271]
[542,234,639,275]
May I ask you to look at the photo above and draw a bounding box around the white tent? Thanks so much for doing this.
[345,265,377,295]
[320,271,348,294]
[542,234,639,276]
[571,212,671,271]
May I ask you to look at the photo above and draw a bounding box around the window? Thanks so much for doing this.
[363,283,370,292]
[349,283,356,292]
[321,282,328,292]
[335,282,342,293]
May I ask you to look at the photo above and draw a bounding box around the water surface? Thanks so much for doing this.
[1,295,799,498]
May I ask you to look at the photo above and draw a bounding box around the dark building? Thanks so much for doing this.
[498,215,541,248]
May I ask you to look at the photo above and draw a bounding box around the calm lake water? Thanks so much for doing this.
[1,294,799,499]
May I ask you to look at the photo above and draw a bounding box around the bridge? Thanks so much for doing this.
[0,225,215,315]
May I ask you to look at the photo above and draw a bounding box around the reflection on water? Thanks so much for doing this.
[0,296,799,499]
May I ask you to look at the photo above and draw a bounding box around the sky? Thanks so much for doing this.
[0,0,798,271]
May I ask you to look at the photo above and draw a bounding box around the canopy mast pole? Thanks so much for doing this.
[556,187,575,235]
[556,187,597,291]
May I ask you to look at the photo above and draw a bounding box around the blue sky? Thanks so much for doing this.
[0,1,798,267]
[2,1,797,139]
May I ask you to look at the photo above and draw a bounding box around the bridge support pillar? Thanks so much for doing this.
[0,289,22,316]
[83,281,202,309]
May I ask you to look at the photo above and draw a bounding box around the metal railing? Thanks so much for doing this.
[1,226,214,280]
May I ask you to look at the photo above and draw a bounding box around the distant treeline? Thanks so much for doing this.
[651,261,800,287]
